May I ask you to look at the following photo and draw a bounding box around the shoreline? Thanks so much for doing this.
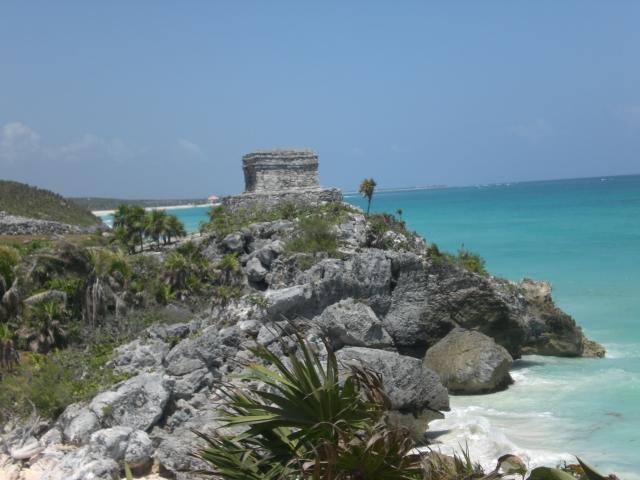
[92,203,215,217]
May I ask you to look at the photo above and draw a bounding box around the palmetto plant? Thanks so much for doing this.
[194,333,426,480]
[22,301,68,353]
[145,209,168,248]
[163,214,187,244]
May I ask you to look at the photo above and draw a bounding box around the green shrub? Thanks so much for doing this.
[89,248,131,281]
[428,243,488,276]
[285,215,338,256]
[0,245,21,287]
[0,347,130,422]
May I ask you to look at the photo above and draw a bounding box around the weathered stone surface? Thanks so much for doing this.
[243,150,319,192]
[245,256,267,282]
[89,373,169,431]
[335,347,449,413]
[0,210,87,236]
[424,328,513,394]
[124,430,154,470]
[222,232,246,253]
[59,404,101,445]
[314,299,393,349]
[89,426,132,461]
[111,338,169,373]
[43,446,119,480]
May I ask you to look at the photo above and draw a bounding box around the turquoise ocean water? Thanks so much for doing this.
[99,175,640,475]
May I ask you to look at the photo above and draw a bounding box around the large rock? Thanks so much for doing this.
[59,404,101,445]
[517,278,596,357]
[111,338,169,374]
[382,252,451,356]
[423,328,513,394]
[245,257,267,283]
[222,232,245,253]
[336,347,449,440]
[89,373,169,431]
[89,426,132,461]
[266,250,393,320]
[124,430,154,471]
[163,325,234,399]
[313,299,393,349]
[43,446,119,480]
[335,347,448,413]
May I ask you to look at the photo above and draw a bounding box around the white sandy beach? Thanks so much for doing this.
[92,203,214,217]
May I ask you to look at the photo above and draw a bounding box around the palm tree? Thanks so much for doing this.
[145,209,167,248]
[396,208,403,220]
[359,178,377,215]
[113,204,146,253]
[163,214,187,245]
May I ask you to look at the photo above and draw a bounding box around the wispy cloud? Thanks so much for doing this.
[178,138,205,159]
[0,121,41,164]
[46,133,134,163]
[0,121,141,165]
[509,119,551,142]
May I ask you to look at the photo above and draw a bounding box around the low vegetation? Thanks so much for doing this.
[427,243,488,276]
[195,334,613,480]
[0,180,101,227]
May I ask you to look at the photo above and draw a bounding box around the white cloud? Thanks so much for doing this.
[509,119,551,142]
[47,133,133,163]
[178,138,204,158]
[0,121,41,163]
[0,121,138,165]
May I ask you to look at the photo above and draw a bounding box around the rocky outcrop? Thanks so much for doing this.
[0,206,604,479]
[423,328,513,394]
[0,210,91,236]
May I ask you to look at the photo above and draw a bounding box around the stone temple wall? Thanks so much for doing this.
[223,149,342,211]
[243,150,319,192]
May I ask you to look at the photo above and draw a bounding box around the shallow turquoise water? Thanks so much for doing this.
[99,205,211,233]
[348,176,640,476]
[102,177,640,474]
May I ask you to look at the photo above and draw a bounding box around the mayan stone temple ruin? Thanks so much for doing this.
[223,149,342,210]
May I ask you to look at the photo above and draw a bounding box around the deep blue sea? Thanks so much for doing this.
[99,175,640,476]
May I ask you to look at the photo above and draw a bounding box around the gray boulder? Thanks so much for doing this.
[336,347,449,440]
[335,347,448,413]
[245,257,267,282]
[43,446,119,480]
[423,328,513,394]
[314,299,393,349]
[111,338,169,374]
[59,404,101,445]
[89,373,169,431]
[222,232,245,253]
[163,325,233,399]
[89,426,132,461]
[124,430,154,471]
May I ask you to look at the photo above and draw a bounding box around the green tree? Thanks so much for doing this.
[113,204,146,253]
[163,214,187,245]
[145,209,168,248]
[359,178,377,215]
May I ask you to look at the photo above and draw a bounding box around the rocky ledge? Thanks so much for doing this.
[0,205,604,479]
[0,211,95,236]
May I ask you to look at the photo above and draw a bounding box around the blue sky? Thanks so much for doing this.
[1,1,639,198]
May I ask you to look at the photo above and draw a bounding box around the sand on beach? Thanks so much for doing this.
[92,203,215,217]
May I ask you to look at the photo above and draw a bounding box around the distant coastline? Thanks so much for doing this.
[92,203,214,217]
